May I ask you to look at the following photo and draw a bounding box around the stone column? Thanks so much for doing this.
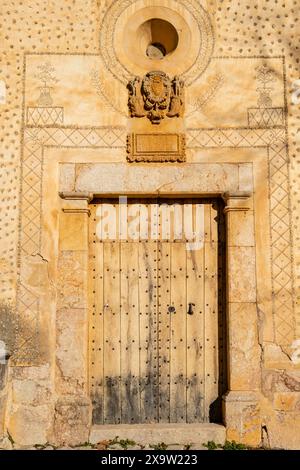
[54,192,93,445]
[222,192,261,447]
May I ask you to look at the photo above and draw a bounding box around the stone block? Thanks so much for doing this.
[227,210,255,247]
[223,391,261,447]
[263,343,293,369]
[9,405,52,446]
[54,397,91,446]
[228,247,256,302]
[12,365,50,381]
[228,303,261,390]
[59,212,88,251]
[267,411,300,450]
[56,308,87,395]
[22,254,51,295]
[59,164,75,192]
[12,379,52,406]
[90,423,226,447]
[57,251,88,309]
[274,392,300,412]
[238,164,253,193]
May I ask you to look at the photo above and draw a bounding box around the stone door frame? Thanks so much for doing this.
[58,160,259,443]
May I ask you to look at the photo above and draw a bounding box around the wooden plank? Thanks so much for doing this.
[204,201,211,243]
[204,204,219,421]
[92,245,105,423]
[88,205,96,404]
[139,240,158,423]
[210,201,218,243]
[103,241,121,424]
[169,241,187,423]
[157,240,171,422]
[119,241,140,423]
[186,227,205,423]
[89,204,105,424]
[217,201,227,408]
[160,201,171,241]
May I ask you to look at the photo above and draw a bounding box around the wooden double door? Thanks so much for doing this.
[89,198,226,425]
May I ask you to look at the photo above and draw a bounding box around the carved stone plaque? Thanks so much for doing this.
[127,133,186,162]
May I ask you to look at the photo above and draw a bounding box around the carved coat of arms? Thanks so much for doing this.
[128,71,184,124]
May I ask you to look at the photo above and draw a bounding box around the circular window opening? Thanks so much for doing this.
[139,18,179,60]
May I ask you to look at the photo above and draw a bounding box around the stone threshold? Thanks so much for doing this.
[89,423,226,447]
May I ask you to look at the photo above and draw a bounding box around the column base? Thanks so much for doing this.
[223,391,261,447]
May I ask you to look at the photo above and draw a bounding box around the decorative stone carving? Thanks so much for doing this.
[99,0,214,86]
[128,71,184,124]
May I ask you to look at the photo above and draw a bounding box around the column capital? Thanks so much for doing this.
[222,191,251,213]
[59,192,93,215]
[59,191,93,202]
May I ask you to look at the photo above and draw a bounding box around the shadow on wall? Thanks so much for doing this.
[210,199,227,425]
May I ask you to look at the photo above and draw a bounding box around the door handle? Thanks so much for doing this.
[187,303,195,315]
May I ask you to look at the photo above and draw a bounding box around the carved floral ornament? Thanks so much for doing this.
[127,71,185,124]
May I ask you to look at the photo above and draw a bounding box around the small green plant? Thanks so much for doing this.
[107,436,136,449]
[118,438,136,449]
[184,443,192,450]
[109,436,120,446]
[203,440,248,450]
[223,440,247,450]
[203,440,222,450]
[151,442,168,450]
[72,441,96,449]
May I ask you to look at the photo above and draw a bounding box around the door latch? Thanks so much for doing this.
[168,306,176,314]
[187,303,195,315]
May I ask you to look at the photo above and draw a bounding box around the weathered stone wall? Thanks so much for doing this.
[0,0,299,449]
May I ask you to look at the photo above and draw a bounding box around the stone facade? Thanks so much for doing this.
[0,0,299,449]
